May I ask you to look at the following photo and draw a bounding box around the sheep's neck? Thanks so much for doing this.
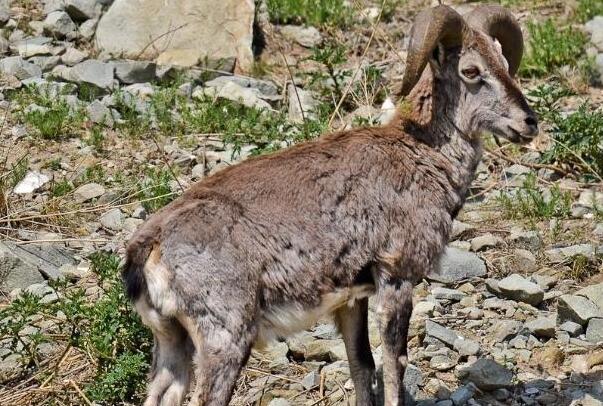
[393,72,483,202]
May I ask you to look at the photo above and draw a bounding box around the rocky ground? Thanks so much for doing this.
[0,0,602,405]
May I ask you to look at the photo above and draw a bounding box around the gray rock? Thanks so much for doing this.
[195,81,272,111]
[451,220,473,240]
[0,241,75,281]
[114,60,156,84]
[458,358,513,390]
[425,320,460,347]
[576,283,603,311]
[96,0,254,70]
[492,319,523,342]
[100,208,124,231]
[559,320,583,337]
[432,287,466,301]
[61,47,88,66]
[205,75,279,97]
[0,245,44,292]
[86,100,114,126]
[497,274,544,306]
[28,55,60,72]
[595,53,603,83]
[404,364,423,404]
[453,337,480,356]
[280,25,322,47]
[450,383,476,406]
[24,282,59,304]
[65,0,101,21]
[132,206,147,220]
[503,163,531,178]
[287,84,319,123]
[558,294,602,326]
[268,398,290,406]
[585,16,603,52]
[470,233,501,251]
[79,18,97,39]
[524,316,556,338]
[545,244,597,263]
[73,182,105,203]
[67,59,114,90]
[508,229,542,251]
[0,56,41,79]
[43,11,77,39]
[429,247,486,284]
[301,370,320,390]
[586,318,603,343]
[430,353,458,371]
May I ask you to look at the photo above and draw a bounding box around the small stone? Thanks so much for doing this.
[586,318,603,343]
[61,47,88,66]
[451,220,473,240]
[430,354,458,371]
[453,337,480,356]
[114,60,156,84]
[267,398,290,406]
[492,319,523,342]
[458,358,513,390]
[280,25,321,47]
[558,294,602,326]
[429,247,486,284]
[132,206,147,220]
[545,244,597,263]
[13,171,50,194]
[497,274,544,306]
[432,287,466,301]
[0,56,41,79]
[67,59,114,90]
[508,228,542,251]
[301,370,320,390]
[425,320,460,347]
[503,163,531,178]
[100,208,124,231]
[287,84,318,122]
[86,100,114,126]
[24,282,59,304]
[559,321,583,337]
[43,11,76,39]
[413,301,436,317]
[450,383,476,406]
[79,18,97,39]
[524,316,556,338]
[195,81,272,111]
[73,182,105,203]
[470,233,502,251]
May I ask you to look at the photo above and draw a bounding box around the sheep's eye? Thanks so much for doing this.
[462,66,481,80]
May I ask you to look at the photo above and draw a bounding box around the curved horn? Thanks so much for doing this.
[465,4,524,76]
[400,5,465,97]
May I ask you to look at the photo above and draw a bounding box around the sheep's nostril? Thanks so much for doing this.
[525,116,538,128]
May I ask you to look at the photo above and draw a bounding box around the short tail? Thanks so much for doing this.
[123,233,156,301]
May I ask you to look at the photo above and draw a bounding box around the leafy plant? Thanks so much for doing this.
[497,173,572,221]
[139,167,175,213]
[520,19,588,78]
[24,101,72,139]
[266,0,353,27]
[0,252,151,404]
[576,0,603,22]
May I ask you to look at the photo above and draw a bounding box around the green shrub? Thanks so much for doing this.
[497,173,572,221]
[139,168,175,213]
[520,19,588,78]
[0,252,151,404]
[576,0,603,22]
[266,0,353,27]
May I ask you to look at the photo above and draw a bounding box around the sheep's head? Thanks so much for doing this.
[400,4,538,144]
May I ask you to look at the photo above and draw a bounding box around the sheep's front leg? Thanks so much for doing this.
[376,280,413,406]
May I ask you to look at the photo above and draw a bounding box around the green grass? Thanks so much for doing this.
[139,167,176,213]
[497,173,572,221]
[529,84,603,179]
[0,252,151,404]
[266,0,353,27]
[576,0,603,22]
[520,19,588,78]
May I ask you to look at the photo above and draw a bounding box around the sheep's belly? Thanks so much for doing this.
[255,284,375,348]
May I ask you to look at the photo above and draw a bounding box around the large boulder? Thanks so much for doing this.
[95,0,254,71]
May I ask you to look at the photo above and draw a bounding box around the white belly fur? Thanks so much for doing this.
[255,284,375,348]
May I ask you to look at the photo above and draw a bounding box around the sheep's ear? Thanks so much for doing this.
[428,43,446,77]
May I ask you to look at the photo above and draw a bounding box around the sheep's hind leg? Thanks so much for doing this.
[375,280,413,406]
[182,314,256,406]
[137,301,194,406]
[335,297,377,406]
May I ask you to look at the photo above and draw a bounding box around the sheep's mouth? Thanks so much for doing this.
[496,126,534,144]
